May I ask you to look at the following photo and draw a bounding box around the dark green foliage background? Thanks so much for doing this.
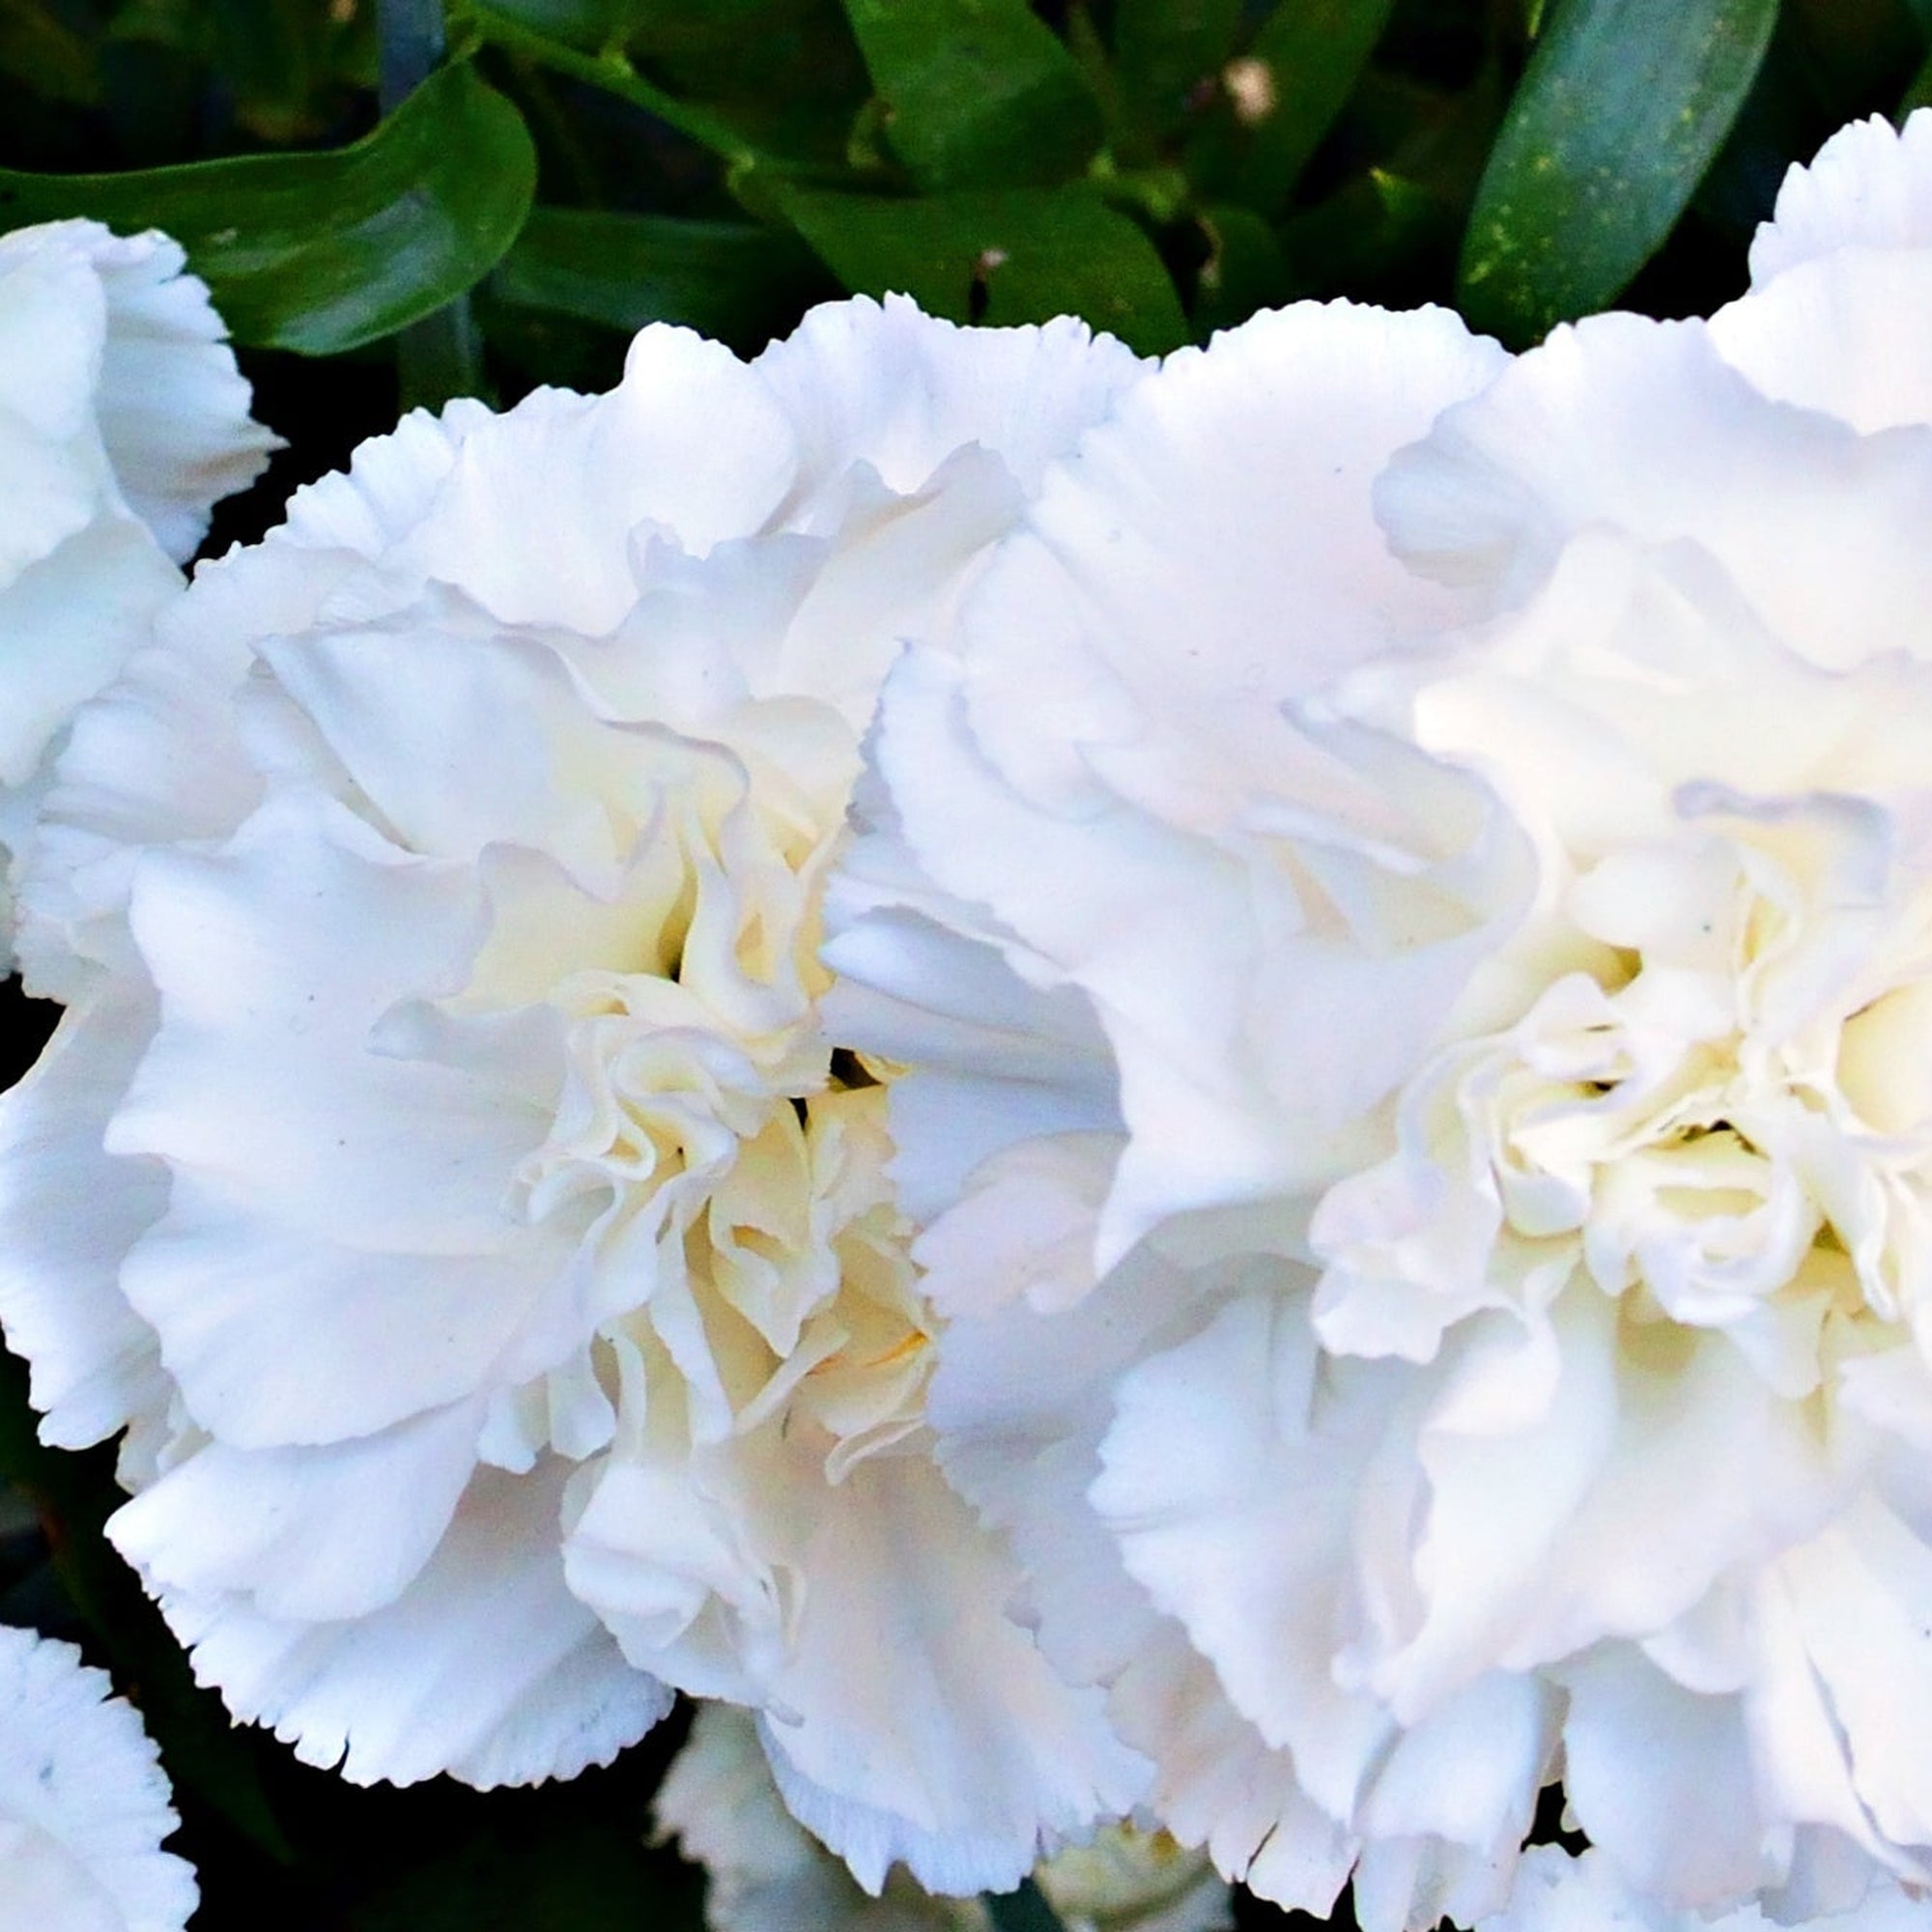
[0,0,1926,1922]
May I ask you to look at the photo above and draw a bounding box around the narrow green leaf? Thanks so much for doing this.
[840,0,1104,187]
[0,0,99,106]
[491,208,830,350]
[0,61,538,355]
[1458,0,1778,344]
[773,180,1189,354]
[1113,0,1243,143]
[1215,0,1399,213]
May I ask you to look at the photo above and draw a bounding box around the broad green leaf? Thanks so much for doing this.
[0,61,537,354]
[839,0,1104,188]
[1113,0,1243,143]
[491,208,830,350]
[773,180,1189,353]
[1458,0,1778,344]
[1205,0,1398,214]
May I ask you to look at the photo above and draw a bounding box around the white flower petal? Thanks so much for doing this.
[1710,246,1932,434]
[0,1625,196,1932]
[78,224,279,561]
[398,330,798,633]
[1557,1645,1774,1908]
[0,989,167,1452]
[1375,312,1932,672]
[1750,110,1932,285]
[166,1459,668,1787]
[579,1432,1148,1897]
[107,1399,485,1621]
[755,296,1142,505]
[657,1702,985,1932]
[1478,1845,1932,1932]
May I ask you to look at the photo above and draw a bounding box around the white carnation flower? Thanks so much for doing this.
[0,1623,197,1932]
[0,298,1150,1889]
[0,219,275,960]
[828,112,1932,1926]
[657,1700,1230,1932]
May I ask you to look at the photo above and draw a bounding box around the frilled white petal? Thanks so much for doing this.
[1373,312,1932,673]
[755,296,1142,505]
[163,1460,668,1787]
[657,1701,988,1932]
[75,225,278,561]
[0,989,168,1453]
[107,1399,485,1621]
[1479,1846,1932,1932]
[0,1625,196,1932]
[0,520,180,793]
[1092,1291,1401,1813]
[853,301,1523,1258]
[1106,1631,1355,1918]
[1709,246,1932,433]
[1749,110,1932,285]
[576,1430,1148,1897]
[0,220,270,830]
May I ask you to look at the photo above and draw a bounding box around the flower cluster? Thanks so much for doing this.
[4,105,1932,1932]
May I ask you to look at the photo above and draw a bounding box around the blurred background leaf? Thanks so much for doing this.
[841,0,1105,187]
[775,178,1190,348]
[0,58,536,350]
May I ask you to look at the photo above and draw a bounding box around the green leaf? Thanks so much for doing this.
[491,208,830,350]
[839,0,1104,187]
[1191,201,1291,336]
[464,0,639,49]
[1211,0,1399,213]
[1458,0,1778,344]
[772,180,1189,353]
[1113,0,1243,143]
[0,61,538,355]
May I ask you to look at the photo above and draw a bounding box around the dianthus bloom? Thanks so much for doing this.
[0,298,1150,1890]
[656,1700,1230,1932]
[0,1624,197,1931]
[827,111,1932,1924]
[0,219,274,959]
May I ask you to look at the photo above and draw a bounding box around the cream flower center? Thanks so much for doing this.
[1312,794,1932,1393]
[466,725,932,1478]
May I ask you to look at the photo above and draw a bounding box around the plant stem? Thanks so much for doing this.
[462,1,761,170]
